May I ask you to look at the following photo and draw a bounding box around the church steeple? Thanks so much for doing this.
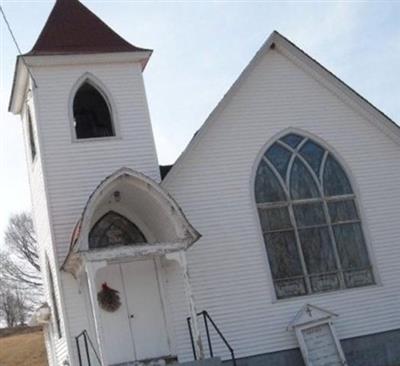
[27,0,150,56]
[9,0,152,114]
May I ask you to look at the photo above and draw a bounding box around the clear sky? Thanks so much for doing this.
[0,1,399,241]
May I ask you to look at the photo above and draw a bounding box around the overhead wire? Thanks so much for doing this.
[0,4,38,88]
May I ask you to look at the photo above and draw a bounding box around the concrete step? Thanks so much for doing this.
[112,355,177,366]
[112,357,221,366]
[175,358,221,366]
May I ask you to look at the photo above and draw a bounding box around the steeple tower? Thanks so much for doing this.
[9,2,159,364]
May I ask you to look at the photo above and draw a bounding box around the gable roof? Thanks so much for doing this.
[26,0,150,56]
[159,165,173,180]
[162,31,400,183]
[287,304,338,330]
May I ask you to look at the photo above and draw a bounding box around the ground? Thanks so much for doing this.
[0,326,48,366]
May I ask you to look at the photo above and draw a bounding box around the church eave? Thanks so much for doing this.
[8,50,152,115]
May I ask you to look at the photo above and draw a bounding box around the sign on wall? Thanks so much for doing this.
[288,304,347,366]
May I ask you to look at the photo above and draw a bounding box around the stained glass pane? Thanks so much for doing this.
[265,143,292,179]
[299,227,337,274]
[344,268,374,288]
[274,278,307,299]
[290,158,320,199]
[258,207,292,232]
[323,155,353,196]
[280,133,304,148]
[333,223,370,270]
[328,200,358,223]
[299,140,325,177]
[310,273,340,293]
[255,160,286,203]
[293,202,326,228]
[264,231,303,279]
[89,211,146,249]
[256,134,373,298]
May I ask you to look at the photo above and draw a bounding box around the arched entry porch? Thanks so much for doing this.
[62,168,202,366]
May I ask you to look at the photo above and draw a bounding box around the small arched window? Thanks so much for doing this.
[73,81,114,139]
[89,211,146,249]
[255,133,374,299]
[27,110,36,161]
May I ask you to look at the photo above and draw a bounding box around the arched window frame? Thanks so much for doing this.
[89,210,147,250]
[69,73,120,142]
[252,129,377,300]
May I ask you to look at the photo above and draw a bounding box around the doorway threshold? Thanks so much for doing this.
[112,355,178,366]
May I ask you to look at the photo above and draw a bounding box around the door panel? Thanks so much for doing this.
[96,264,135,365]
[122,259,170,360]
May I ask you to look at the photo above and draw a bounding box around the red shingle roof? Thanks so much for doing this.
[27,0,150,56]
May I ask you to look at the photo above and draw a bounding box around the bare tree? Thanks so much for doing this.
[0,212,43,326]
[1,212,42,289]
[0,288,31,327]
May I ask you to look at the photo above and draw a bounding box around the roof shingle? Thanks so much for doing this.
[27,0,150,56]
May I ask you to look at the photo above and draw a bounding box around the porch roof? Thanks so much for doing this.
[62,168,201,276]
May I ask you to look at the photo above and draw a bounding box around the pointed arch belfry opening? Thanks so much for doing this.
[71,74,116,139]
[254,131,375,299]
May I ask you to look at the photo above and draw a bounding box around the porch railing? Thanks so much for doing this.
[75,329,102,366]
[187,310,237,366]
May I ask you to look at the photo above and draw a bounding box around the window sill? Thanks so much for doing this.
[271,282,383,304]
[71,135,122,143]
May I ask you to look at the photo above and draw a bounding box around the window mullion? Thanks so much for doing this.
[277,138,308,155]
[288,201,312,294]
[284,139,308,189]
[332,219,360,226]
[294,146,346,291]
[322,197,346,289]
[257,201,288,209]
[264,154,311,295]
[320,151,329,182]
[325,194,355,202]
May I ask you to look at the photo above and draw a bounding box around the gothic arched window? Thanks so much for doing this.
[27,110,36,161]
[73,81,114,139]
[255,133,374,299]
[89,211,146,249]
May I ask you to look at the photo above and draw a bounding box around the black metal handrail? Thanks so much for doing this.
[75,330,102,366]
[187,310,237,366]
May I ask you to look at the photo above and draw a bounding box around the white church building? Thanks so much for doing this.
[8,1,400,366]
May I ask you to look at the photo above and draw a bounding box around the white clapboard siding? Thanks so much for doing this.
[163,261,192,360]
[27,59,160,366]
[22,96,70,365]
[163,48,400,361]
[32,61,160,264]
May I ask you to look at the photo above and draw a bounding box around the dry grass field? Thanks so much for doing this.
[0,327,48,366]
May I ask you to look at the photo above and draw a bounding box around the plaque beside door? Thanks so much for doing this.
[288,304,347,366]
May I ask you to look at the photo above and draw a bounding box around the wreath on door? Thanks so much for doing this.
[97,282,121,312]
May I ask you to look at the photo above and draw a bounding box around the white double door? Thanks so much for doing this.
[96,259,170,365]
